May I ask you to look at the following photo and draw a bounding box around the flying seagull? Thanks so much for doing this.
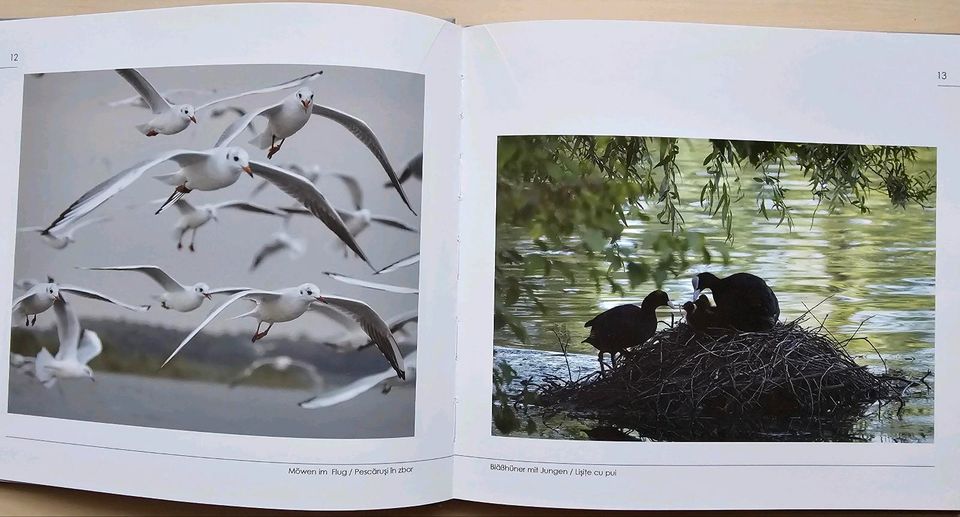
[12,278,148,327]
[80,265,247,313]
[33,299,102,388]
[228,355,323,389]
[42,150,374,269]
[162,285,405,379]
[299,351,416,409]
[18,215,110,250]
[250,221,307,271]
[158,198,286,251]
[214,90,416,214]
[115,68,322,136]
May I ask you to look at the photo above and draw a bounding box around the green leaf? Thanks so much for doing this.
[581,228,607,252]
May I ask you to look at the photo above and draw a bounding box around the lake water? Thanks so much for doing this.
[495,140,935,442]
[8,370,414,438]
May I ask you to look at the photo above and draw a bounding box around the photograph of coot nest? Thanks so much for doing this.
[492,135,935,442]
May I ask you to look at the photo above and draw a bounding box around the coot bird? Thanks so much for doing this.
[583,290,671,374]
[681,295,728,334]
[692,272,779,331]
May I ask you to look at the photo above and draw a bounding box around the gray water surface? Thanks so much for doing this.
[9,370,414,438]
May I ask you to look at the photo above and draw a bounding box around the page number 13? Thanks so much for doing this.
[937,71,948,80]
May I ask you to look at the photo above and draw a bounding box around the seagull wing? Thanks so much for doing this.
[299,351,415,409]
[115,69,172,114]
[228,357,272,388]
[161,289,281,368]
[250,239,288,271]
[358,312,419,351]
[374,252,420,275]
[171,198,197,215]
[313,297,405,380]
[388,153,423,187]
[195,70,324,111]
[370,215,418,233]
[61,215,110,237]
[289,359,323,384]
[325,173,364,210]
[106,94,147,109]
[210,106,246,118]
[310,303,360,331]
[310,104,414,214]
[249,161,373,270]
[76,330,103,366]
[209,106,259,135]
[52,299,82,362]
[43,150,210,234]
[59,284,151,312]
[80,265,184,291]
[11,289,39,313]
[213,103,282,147]
[211,200,286,216]
[298,368,396,409]
[206,287,256,296]
[401,153,423,182]
[322,272,418,294]
[388,311,419,333]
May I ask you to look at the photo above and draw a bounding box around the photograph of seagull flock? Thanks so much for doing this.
[8,64,423,438]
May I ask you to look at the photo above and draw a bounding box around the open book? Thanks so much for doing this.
[0,3,957,511]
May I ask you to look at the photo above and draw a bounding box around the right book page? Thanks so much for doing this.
[454,19,959,510]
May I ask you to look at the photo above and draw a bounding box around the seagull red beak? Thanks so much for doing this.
[314,295,327,303]
[242,165,253,177]
[56,294,65,303]
[203,293,213,300]
[189,115,197,124]
[301,100,310,111]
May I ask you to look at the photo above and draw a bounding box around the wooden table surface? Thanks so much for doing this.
[1,1,959,515]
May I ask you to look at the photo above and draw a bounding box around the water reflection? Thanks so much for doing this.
[495,140,935,442]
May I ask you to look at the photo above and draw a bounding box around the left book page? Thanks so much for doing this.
[0,3,461,510]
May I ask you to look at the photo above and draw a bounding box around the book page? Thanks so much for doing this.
[455,20,959,510]
[0,3,461,510]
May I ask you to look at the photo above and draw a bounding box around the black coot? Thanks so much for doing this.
[692,272,779,331]
[583,290,671,374]
[681,295,728,334]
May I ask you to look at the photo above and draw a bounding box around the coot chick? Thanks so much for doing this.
[583,290,671,374]
[692,272,779,331]
[681,295,729,334]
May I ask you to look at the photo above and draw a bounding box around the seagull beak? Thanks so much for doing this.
[242,165,253,177]
[56,294,65,303]
[314,295,327,303]
[203,293,213,300]
[301,100,310,111]
[189,116,197,124]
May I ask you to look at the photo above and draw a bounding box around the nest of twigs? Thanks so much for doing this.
[538,317,929,441]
